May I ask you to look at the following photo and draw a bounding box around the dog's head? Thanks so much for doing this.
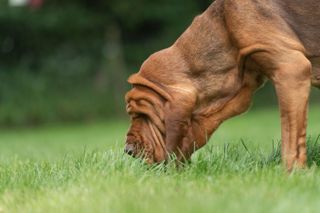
[123,45,253,164]
[124,49,205,163]
[125,77,168,163]
[125,83,200,163]
[125,79,220,163]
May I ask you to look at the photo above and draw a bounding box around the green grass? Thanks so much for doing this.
[0,106,319,213]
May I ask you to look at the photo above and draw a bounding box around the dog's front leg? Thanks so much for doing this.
[270,51,311,171]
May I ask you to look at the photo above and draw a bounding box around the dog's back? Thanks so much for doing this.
[277,0,320,56]
[220,0,320,86]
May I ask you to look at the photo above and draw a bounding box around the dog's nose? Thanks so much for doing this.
[124,144,134,156]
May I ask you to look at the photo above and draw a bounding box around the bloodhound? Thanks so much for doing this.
[125,0,320,171]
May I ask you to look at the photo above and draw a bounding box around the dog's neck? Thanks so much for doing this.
[172,3,265,148]
[175,1,236,76]
[132,0,265,155]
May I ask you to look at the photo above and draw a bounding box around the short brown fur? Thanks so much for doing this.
[125,0,320,171]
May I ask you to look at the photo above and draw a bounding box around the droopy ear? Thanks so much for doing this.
[127,73,198,160]
[163,85,197,160]
[164,113,196,161]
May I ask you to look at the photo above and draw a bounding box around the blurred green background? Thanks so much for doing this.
[0,0,319,127]
[1,2,320,212]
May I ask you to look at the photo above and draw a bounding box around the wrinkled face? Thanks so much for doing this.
[124,87,211,163]
[125,113,167,163]
[125,86,168,163]
[124,72,210,163]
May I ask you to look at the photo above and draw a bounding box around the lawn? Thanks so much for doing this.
[0,105,319,213]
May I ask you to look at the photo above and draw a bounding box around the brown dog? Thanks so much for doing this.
[125,0,320,171]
